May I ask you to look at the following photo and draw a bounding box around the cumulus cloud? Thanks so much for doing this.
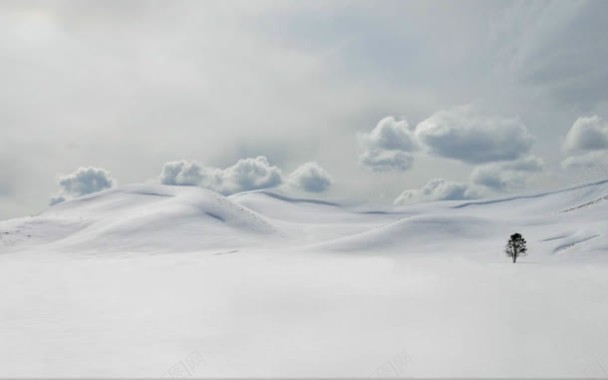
[563,115,608,153]
[222,156,283,193]
[358,116,418,172]
[559,151,608,187]
[360,150,415,173]
[394,178,481,205]
[501,155,545,172]
[50,167,115,205]
[288,162,332,192]
[160,156,283,195]
[561,151,608,170]
[160,161,208,187]
[471,155,545,191]
[49,195,66,206]
[415,106,535,164]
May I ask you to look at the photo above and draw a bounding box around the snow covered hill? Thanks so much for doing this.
[1,180,608,377]
[2,179,607,259]
[1,184,283,253]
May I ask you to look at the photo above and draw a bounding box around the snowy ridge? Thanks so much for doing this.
[1,184,283,253]
[559,194,608,213]
[1,180,607,258]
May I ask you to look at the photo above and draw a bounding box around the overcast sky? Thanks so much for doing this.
[2,0,608,219]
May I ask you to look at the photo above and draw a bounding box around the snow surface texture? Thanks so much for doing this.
[1,181,608,377]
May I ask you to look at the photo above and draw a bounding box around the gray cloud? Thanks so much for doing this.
[288,162,332,193]
[160,156,283,195]
[358,116,418,172]
[50,167,115,205]
[560,115,608,179]
[49,195,66,206]
[160,161,208,187]
[360,150,414,173]
[472,170,523,192]
[394,178,480,205]
[415,106,535,164]
[495,1,608,108]
[501,155,545,172]
[563,115,608,153]
[471,155,545,191]
[561,151,608,170]
[222,156,283,193]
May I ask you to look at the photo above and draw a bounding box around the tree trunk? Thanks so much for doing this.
[513,246,517,263]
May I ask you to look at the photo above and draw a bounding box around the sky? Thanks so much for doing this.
[2,0,608,220]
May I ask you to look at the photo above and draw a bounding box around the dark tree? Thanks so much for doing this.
[505,233,527,263]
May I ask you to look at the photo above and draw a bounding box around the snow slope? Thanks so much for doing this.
[1,184,283,253]
[1,180,608,377]
[4,180,607,257]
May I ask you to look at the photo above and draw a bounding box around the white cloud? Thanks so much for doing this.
[471,155,545,191]
[415,106,535,164]
[394,178,480,205]
[359,150,415,173]
[49,195,66,206]
[560,116,608,184]
[561,151,608,170]
[563,115,608,153]
[160,161,209,187]
[358,116,418,172]
[288,162,332,192]
[222,156,283,194]
[559,151,608,187]
[50,167,115,205]
[160,156,283,195]
[500,155,545,172]
[393,190,418,205]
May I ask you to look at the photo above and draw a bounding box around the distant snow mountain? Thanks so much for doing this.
[2,180,607,260]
